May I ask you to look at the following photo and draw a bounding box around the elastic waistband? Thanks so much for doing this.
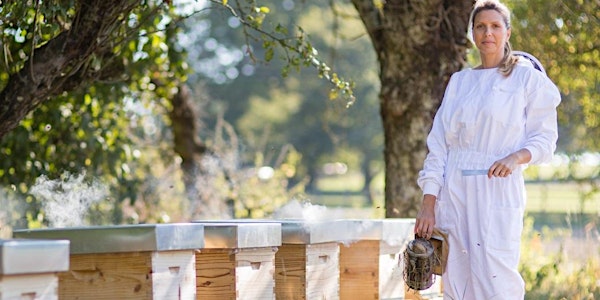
[447,150,499,170]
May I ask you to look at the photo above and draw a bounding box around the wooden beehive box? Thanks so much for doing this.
[337,219,401,300]
[380,220,412,299]
[13,224,204,300]
[336,218,442,300]
[194,222,281,300]
[0,239,69,300]
[274,220,346,300]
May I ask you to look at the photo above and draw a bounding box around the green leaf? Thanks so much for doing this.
[265,47,274,62]
[329,89,338,100]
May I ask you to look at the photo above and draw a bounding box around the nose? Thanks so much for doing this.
[484,27,492,36]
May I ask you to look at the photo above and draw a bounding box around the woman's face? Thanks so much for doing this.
[472,9,511,57]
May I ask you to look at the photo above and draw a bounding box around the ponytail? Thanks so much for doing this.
[498,42,519,77]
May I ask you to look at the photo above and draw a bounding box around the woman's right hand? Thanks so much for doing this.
[414,194,436,239]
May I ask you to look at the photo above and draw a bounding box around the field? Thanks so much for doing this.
[308,171,600,229]
[525,182,600,213]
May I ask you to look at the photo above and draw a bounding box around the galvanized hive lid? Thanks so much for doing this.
[13,223,205,254]
[0,239,70,275]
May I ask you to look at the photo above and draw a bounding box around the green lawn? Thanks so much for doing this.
[310,172,600,217]
[525,182,600,214]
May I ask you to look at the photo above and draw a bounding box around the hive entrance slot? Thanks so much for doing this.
[250,262,261,270]
[319,255,329,263]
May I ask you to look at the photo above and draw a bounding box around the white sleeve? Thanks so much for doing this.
[523,75,561,164]
[417,74,457,197]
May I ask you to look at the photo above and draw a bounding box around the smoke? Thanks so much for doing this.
[0,187,24,238]
[271,199,347,222]
[29,171,108,228]
[272,199,325,221]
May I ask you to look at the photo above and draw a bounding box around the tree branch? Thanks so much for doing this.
[0,0,140,139]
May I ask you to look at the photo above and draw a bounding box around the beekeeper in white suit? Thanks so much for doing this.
[414,0,561,298]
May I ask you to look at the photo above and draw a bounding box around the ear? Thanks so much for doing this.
[506,28,511,41]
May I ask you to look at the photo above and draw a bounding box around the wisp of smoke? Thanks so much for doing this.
[272,199,344,222]
[29,171,108,228]
[0,187,25,238]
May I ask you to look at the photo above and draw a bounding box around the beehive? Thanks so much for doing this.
[13,224,204,300]
[0,239,69,300]
[337,219,443,300]
[194,222,281,300]
[275,220,348,300]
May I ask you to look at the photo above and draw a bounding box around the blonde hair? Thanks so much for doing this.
[469,0,519,76]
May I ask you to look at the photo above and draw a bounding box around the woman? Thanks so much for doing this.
[414,0,561,298]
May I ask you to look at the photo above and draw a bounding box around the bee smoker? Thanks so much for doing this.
[402,237,435,290]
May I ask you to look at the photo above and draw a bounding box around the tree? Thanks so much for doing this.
[0,0,481,222]
[509,0,600,153]
[352,0,473,217]
[1,0,143,137]
[0,0,186,226]
[508,0,600,213]
[202,0,474,217]
[182,1,382,197]
[0,0,354,226]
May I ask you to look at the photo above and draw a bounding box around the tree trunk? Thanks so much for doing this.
[169,84,208,202]
[361,159,375,205]
[352,0,472,217]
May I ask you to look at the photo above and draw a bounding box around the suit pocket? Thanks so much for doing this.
[488,85,525,127]
[487,206,523,251]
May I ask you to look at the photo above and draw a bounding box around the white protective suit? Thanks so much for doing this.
[417,59,561,299]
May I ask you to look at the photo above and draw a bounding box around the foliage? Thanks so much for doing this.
[234,147,307,218]
[0,0,368,224]
[208,0,356,103]
[508,0,600,153]
[0,0,351,227]
[0,1,189,226]
[187,0,381,192]
[520,216,600,299]
[179,112,308,219]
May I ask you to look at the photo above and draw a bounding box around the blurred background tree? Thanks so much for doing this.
[187,0,382,201]
[509,0,600,154]
[509,0,600,215]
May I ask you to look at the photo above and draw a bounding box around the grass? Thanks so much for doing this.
[525,182,600,214]
[309,171,600,224]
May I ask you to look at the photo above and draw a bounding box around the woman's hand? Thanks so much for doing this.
[414,194,436,239]
[488,149,532,178]
[488,154,518,178]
